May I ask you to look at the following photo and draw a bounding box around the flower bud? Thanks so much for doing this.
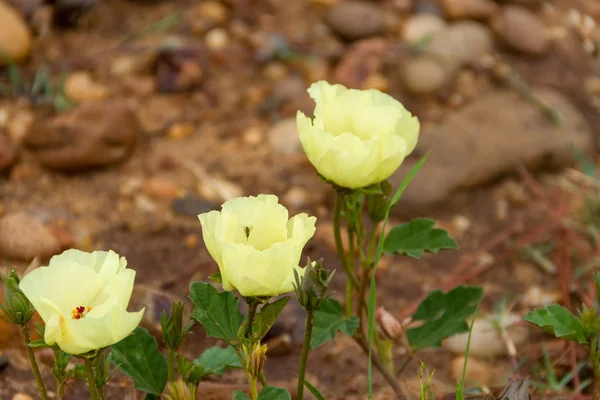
[376,307,403,341]
[367,181,392,223]
[161,302,194,350]
[0,269,34,325]
[294,259,334,311]
[249,342,267,378]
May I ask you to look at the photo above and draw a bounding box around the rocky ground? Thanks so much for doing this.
[1,0,600,398]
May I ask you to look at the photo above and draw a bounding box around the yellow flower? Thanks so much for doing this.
[296,81,420,189]
[19,249,144,355]
[198,194,316,297]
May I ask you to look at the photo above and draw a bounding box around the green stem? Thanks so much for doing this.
[333,193,360,290]
[244,299,259,341]
[20,325,48,400]
[56,382,65,400]
[258,371,268,387]
[84,358,99,400]
[249,374,259,400]
[167,347,175,382]
[592,337,600,400]
[296,310,315,400]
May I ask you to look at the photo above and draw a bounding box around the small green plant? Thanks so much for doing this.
[524,272,600,399]
[0,63,73,112]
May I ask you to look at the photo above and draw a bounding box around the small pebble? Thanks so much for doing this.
[64,71,108,103]
[167,122,196,141]
[184,233,199,248]
[12,393,33,400]
[205,28,229,50]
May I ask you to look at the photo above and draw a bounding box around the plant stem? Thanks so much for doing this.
[346,228,356,317]
[297,310,315,400]
[591,337,600,400]
[333,193,360,290]
[20,325,48,400]
[167,347,175,382]
[258,371,268,387]
[84,358,99,400]
[249,374,259,400]
[244,299,259,341]
[354,334,402,398]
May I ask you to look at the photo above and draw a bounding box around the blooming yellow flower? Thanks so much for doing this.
[296,81,420,189]
[19,249,144,355]
[198,194,316,297]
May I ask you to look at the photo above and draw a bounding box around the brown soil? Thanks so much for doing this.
[1,0,600,399]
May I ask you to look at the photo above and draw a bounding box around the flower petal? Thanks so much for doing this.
[19,262,103,316]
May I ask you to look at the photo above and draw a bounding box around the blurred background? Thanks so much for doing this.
[1,0,600,398]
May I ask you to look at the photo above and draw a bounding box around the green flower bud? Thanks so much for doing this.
[294,259,334,311]
[367,181,392,223]
[161,302,194,350]
[0,269,35,325]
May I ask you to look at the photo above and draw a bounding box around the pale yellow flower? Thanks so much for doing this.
[198,194,316,297]
[19,249,144,355]
[296,81,420,189]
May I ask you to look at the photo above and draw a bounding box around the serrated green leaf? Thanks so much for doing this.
[110,327,168,395]
[194,345,241,375]
[258,386,291,400]
[253,297,290,341]
[407,286,484,350]
[384,218,458,259]
[524,304,587,344]
[189,282,244,343]
[233,391,251,400]
[311,298,359,349]
[304,380,325,400]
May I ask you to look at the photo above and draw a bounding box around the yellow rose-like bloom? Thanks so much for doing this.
[19,249,144,355]
[198,194,316,297]
[296,81,420,189]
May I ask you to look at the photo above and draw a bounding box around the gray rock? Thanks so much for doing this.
[401,56,448,95]
[268,118,302,154]
[390,88,592,216]
[0,212,61,261]
[326,1,385,41]
[491,5,550,55]
[424,21,494,68]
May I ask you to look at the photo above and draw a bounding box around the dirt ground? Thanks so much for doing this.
[2,0,600,398]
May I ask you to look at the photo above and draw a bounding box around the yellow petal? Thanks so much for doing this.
[64,304,144,354]
[19,261,103,316]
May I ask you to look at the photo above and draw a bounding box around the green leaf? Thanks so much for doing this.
[311,298,359,349]
[194,345,241,375]
[384,218,458,259]
[258,386,292,400]
[29,340,50,348]
[110,327,168,395]
[233,391,251,400]
[407,286,484,350]
[524,304,588,344]
[189,282,244,343]
[304,380,325,400]
[253,297,290,341]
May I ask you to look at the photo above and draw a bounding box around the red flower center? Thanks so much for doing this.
[71,306,92,320]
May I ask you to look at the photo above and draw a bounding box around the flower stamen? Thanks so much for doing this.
[71,305,92,320]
